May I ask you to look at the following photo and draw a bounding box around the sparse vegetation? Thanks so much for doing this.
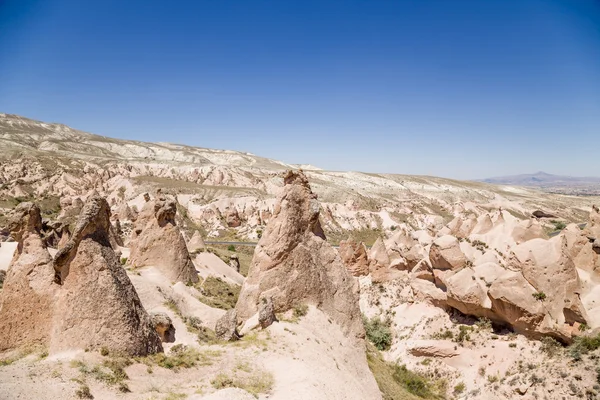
[195,276,240,310]
[363,315,393,351]
[211,368,274,398]
[532,291,546,301]
[453,382,465,395]
[141,344,221,370]
[569,333,600,360]
[227,244,236,252]
[75,382,93,399]
[293,303,309,318]
[366,343,442,399]
[551,220,567,231]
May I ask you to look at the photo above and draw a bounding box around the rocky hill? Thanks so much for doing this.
[1,113,596,244]
[2,113,600,399]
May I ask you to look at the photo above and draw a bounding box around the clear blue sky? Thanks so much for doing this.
[1,0,599,179]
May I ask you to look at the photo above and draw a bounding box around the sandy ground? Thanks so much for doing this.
[0,266,380,400]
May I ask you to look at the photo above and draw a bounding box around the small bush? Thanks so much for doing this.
[292,304,309,318]
[363,316,392,351]
[532,292,546,301]
[551,220,567,231]
[540,336,561,357]
[75,383,93,399]
[454,326,472,343]
[119,257,127,265]
[569,333,600,360]
[227,245,236,252]
[392,365,432,397]
[453,382,466,395]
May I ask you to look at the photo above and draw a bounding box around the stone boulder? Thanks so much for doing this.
[429,235,466,271]
[128,195,198,283]
[338,239,370,276]
[532,210,556,219]
[215,309,240,341]
[258,296,277,329]
[0,203,57,351]
[150,312,176,342]
[226,208,242,228]
[235,171,364,339]
[51,195,163,355]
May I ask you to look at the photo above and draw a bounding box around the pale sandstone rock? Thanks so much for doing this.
[338,239,370,277]
[408,340,461,358]
[0,203,57,351]
[187,230,206,253]
[51,195,162,355]
[511,218,545,244]
[429,235,466,271]
[128,195,198,283]
[235,171,364,339]
[410,259,434,282]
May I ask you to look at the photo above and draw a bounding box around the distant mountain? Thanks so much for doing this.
[482,172,600,186]
[480,172,600,195]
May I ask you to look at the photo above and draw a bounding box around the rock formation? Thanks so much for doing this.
[234,171,364,339]
[338,239,370,276]
[437,234,589,342]
[150,312,176,342]
[187,230,206,253]
[51,195,163,355]
[128,194,198,283]
[0,203,57,351]
[215,309,240,341]
[429,235,466,270]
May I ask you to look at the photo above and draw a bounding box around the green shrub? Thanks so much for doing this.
[551,220,567,231]
[532,292,546,301]
[363,315,392,351]
[292,304,309,318]
[227,245,236,251]
[392,365,432,397]
[569,333,600,360]
[453,382,466,395]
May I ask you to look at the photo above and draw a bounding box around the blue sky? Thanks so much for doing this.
[0,0,599,179]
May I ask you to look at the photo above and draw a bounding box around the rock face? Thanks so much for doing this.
[0,203,57,351]
[258,296,277,329]
[532,210,556,219]
[429,235,466,270]
[438,235,589,342]
[150,312,176,343]
[235,171,364,339]
[187,230,206,253]
[215,309,240,341]
[128,195,198,283]
[338,239,370,276]
[51,195,163,355]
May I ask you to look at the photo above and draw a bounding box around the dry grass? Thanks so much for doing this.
[211,367,274,398]
[195,276,240,310]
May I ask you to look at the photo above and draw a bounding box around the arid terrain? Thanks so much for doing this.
[1,112,600,400]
